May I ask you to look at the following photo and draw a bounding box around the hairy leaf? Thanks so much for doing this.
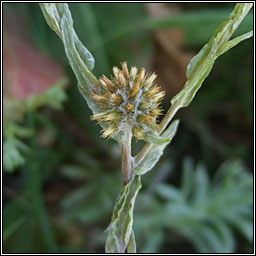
[135,120,179,176]
[154,158,253,253]
[39,3,101,115]
[217,30,253,56]
[143,131,172,145]
[171,3,253,109]
[105,175,141,253]
[127,229,136,253]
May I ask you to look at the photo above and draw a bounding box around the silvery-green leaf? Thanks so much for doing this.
[39,3,94,71]
[4,123,33,139]
[55,3,73,27]
[143,131,172,145]
[181,157,194,199]
[26,80,67,111]
[39,3,62,38]
[192,163,209,204]
[214,4,253,57]
[217,30,253,57]
[135,120,179,176]
[39,3,99,115]
[127,229,136,253]
[156,184,184,202]
[171,3,252,109]
[3,138,29,172]
[60,17,100,114]
[171,43,216,108]
[105,175,141,253]
[135,3,252,169]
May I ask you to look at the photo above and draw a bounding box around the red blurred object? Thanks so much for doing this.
[3,9,65,100]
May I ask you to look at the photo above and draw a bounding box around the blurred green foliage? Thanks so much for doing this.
[3,3,253,253]
[3,82,67,172]
[134,158,253,253]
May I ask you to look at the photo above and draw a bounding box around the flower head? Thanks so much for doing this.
[91,62,165,140]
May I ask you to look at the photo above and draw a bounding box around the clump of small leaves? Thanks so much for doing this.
[134,158,253,253]
[3,9,68,172]
[40,3,252,253]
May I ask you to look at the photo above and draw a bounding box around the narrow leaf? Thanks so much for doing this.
[39,3,62,38]
[217,30,253,57]
[192,163,209,204]
[26,80,67,110]
[170,3,252,109]
[39,3,95,70]
[60,17,97,92]
[127,229,136,253]
[105,175,141,253]
[181,157,194,199]
[156,184,184,202]
[143,131,172,145]
[39,3,100,115]
[135,120,179,176]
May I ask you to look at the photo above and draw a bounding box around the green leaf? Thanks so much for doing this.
[60,16,99,108]
[3,199,26,243]
[217,30,253,57]
[12,126,33,138]
[156,184,184,202]
[60,17,96,89]
[127,229,136,253]
[184,220,233,253]
[3,138,29,172]
[135,120,179,176]
[4,123,33,139]
[102,8,252,48]
[181,157,194,199]
[60,18,95,74]
[3,81,66,173]
[140,229,164,253]
[223,214,253,242]
[143,131,172,145]
[26,80,67,110]
[170,3,252,109]
[192,163,209,204]
[3,216,26,243]
[39,3,100,115]
[71,3,111,73]
[39,3,63,39]
[105,175,141,253]
[166,158,252,253]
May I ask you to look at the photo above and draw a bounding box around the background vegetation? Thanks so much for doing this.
[3,3,253,253]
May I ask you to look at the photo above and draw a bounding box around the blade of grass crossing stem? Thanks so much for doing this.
[26,111,58,252]
[74,3,111,73]
[101,8,252,48]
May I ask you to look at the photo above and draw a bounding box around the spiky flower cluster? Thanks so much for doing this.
[91,62,165,140]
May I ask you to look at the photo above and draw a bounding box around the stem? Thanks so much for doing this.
[135,4,253,167]
[120,129,132,187]
[135,101,180,166]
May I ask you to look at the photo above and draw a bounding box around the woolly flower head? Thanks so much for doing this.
[91,62,165,140]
